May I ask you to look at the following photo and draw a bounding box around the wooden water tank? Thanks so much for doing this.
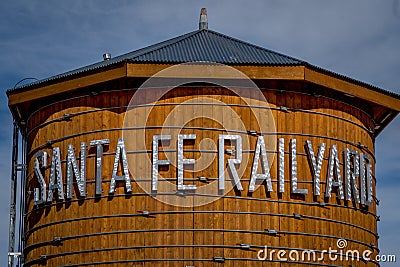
[13,79,378,266]
[7,32,400,267]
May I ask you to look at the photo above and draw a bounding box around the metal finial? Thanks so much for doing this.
[199,8,208,30]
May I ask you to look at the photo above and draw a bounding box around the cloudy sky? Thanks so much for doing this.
[0,0,399,265]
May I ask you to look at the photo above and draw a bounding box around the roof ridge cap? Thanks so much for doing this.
[205,29,305,64]
[127,30,201,61]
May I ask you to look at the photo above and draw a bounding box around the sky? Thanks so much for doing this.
[0,0,399,266]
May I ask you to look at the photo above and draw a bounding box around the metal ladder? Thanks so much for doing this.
[8,122,27,267]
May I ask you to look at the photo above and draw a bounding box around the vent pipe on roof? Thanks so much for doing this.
[103,53,111,60]
[199,8,208,30]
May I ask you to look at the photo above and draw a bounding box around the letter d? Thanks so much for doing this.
[257,246,268,260]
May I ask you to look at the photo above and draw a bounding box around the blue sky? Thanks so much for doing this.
[0,0,399,265]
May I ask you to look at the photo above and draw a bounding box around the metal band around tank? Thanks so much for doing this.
[24,227,378,253]
[26,86,375,129]
[27,100,374,139]
[25,190,378,219]
[24,209,378,243]
[23,244,374,267]
[27,126,376,162]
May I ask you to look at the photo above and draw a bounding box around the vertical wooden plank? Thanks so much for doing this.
[193,86,204,264]
[211,86,223,264]
[185,86,195,266]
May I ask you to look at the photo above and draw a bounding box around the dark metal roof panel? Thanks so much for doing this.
[129,30,304,64]
[8,29,303,92]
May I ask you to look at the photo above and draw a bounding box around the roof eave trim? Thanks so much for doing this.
[304,65,400,112]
